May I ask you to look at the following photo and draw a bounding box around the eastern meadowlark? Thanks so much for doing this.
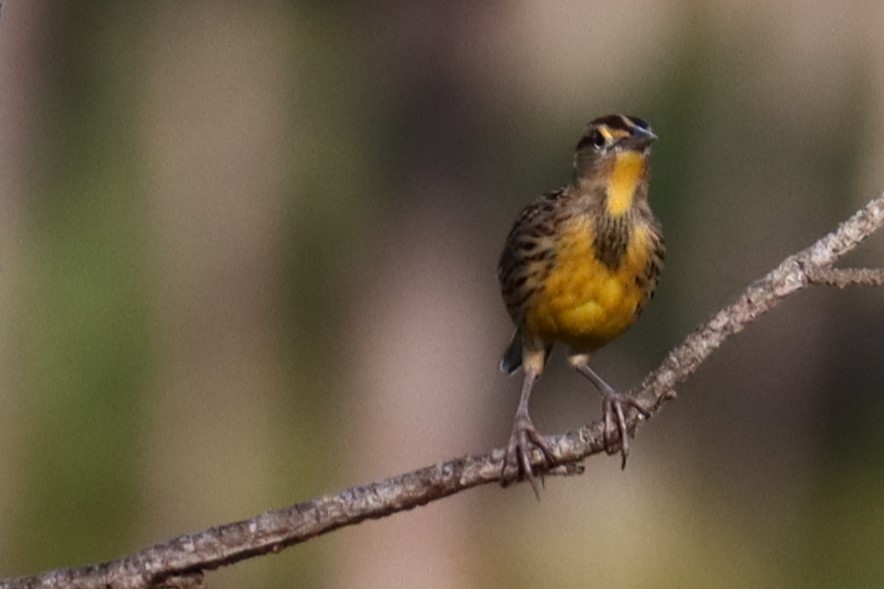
[498,114,664,493]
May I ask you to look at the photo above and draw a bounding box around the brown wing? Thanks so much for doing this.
[497,187,566,326]
[497,188,567,373]
[634,215,665,317]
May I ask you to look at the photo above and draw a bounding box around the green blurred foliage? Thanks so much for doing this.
[9,2,150,570]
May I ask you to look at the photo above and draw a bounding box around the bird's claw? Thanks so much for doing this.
[502,415,555,499]
[602,393,651,469]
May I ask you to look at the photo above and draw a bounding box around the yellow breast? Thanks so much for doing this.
[525,215,653,352]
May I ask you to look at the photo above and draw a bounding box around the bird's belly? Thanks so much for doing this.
[525,220,650,352]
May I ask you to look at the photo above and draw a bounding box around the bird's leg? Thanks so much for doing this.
[503,367,555,498]
[571,356,650,468]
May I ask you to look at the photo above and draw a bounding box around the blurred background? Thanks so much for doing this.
[1,1,884,587]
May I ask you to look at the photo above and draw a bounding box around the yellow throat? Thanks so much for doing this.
[606,151,645,217]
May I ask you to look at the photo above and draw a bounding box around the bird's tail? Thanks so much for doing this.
[499,329,523,374]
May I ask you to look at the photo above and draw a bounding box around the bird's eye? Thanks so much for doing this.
[577,128,606,151]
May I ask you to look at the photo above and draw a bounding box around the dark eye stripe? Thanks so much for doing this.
[576,128,605,151]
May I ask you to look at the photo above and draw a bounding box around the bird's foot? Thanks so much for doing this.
[502,413,555,499]
[602,391,651,469]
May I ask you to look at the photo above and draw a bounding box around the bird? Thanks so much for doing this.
[497,114,664,495]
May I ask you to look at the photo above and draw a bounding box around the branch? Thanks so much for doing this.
[4,193,884,589]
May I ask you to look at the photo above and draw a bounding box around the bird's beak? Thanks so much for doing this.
[637,126,658,143]
[623,127,657,150]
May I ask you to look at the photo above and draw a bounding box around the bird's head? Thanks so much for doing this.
[574,114,656,176]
